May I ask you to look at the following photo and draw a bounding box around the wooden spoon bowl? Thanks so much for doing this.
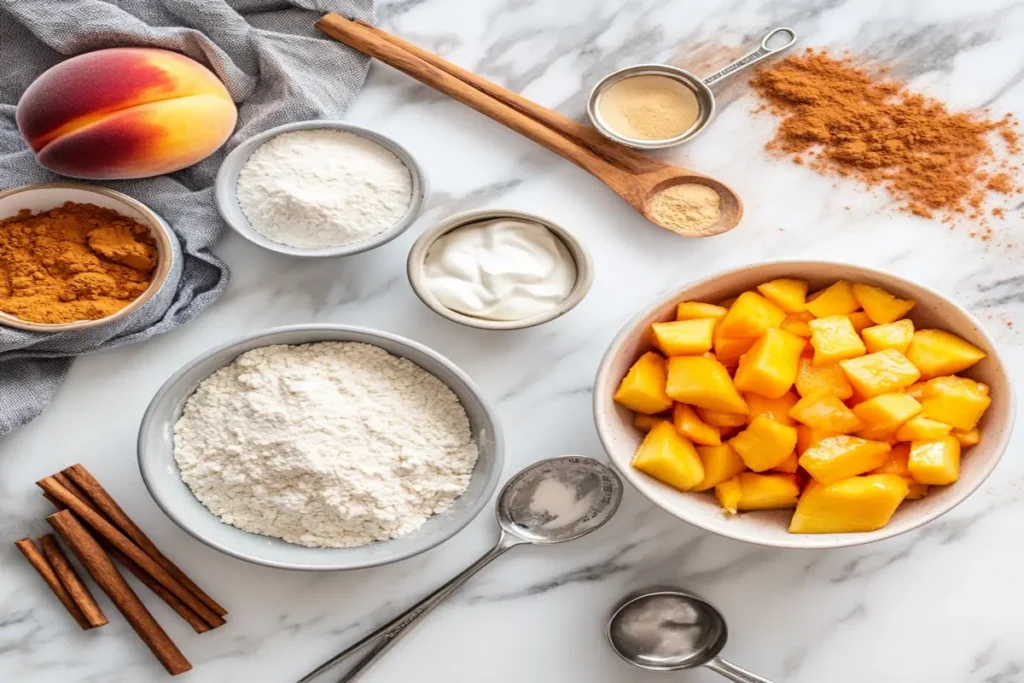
[316,13,742,238]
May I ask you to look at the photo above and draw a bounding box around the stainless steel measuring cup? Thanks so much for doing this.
[587,27,797,149]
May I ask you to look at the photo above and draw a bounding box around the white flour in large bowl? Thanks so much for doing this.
[172,341,479,548]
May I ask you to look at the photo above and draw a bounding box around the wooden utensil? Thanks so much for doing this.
[315,13,742,237]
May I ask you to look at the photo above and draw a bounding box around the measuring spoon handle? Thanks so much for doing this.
[705,656,776,683]
[702,27,797,88]
[296,532,522,683]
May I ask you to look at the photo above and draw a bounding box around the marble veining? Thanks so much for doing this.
[3,0,1024,681]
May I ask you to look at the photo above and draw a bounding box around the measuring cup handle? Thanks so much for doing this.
[705,656,776,683]
[701,27,797,88]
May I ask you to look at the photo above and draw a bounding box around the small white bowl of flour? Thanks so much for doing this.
[138,325,503,571]
[215,121,426,257]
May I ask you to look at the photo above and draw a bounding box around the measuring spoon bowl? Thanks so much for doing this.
[588,27,797,149]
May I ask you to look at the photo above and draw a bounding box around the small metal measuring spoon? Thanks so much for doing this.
[297,456,623,683]
[587,27,798,149]
[607,589,775,683]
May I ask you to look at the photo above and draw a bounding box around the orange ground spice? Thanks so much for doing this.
[750,49,1019,220]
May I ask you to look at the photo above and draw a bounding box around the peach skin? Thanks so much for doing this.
[16,48,237,179]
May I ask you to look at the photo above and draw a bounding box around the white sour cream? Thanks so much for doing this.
[422,218,577,321]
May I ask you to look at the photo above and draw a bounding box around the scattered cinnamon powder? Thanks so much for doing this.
[751,49,1019,221]
[0,202,157,324]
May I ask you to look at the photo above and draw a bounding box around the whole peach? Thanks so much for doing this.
[16,48,237,179]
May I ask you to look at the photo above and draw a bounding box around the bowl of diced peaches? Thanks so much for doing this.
[594,261,1014,548]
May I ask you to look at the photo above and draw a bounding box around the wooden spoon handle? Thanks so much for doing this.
[315,13,627,184]
[345,18,661,175]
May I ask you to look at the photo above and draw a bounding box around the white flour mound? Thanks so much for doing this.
[172,342,479,548]
[236,129,412,249]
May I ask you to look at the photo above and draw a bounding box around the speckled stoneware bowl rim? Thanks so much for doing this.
[586,64,716,150]
[594,260,1016,550]
[407,209,594,331]
[0,182,174,333]
[214,120,427,258]
[138,324,504,571]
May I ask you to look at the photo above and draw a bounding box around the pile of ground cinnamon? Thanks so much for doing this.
[0,202,157,324]
[751,49,1019,222]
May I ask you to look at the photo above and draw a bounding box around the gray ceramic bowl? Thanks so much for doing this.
[0,182,177,332]
[138,325,503,571]
[407,209,594,330]
[214,120,427,258]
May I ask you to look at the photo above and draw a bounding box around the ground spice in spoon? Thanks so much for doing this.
[750,49,1020,223]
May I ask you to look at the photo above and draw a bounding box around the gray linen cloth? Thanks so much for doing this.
[0,0,373,435]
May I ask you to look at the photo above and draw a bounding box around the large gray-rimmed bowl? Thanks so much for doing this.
[214,120,427,258]
[138,325,503,571]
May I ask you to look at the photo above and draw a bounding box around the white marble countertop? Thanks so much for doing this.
[3,0,1024,681]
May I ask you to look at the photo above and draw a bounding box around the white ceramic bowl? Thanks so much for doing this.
[407,209,594,330]
[214,120,426,258]
[0,182,176,332]
[594,261,1015,549]
[139,325,503,570]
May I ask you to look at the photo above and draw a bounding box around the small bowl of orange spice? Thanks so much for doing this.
[0,182,175,332]
[594,261,1014,549]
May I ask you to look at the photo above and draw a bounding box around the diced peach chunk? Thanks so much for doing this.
[631,421,705,491]
[795,357,854,399]
[666,356,749,414]
[852,393,922,433]
[906,482,929,500]
[781,311,814,338]
[852,284,916,324]
[695,407,747,428]
[862,319,914,354]
[809,315,867,366]
[713,331,756,367]
[733,473,800,510]
[652,318,717,356]
[717,291,786,338]
[772,451,800,473]
[715,476,743,514]
[796,425,837,455]
[692,443,747,491]
[839,349,921,399]
[847,312,873,333]
[633,413,663,432]
[799,435,891,484]
[745,391,798,426]
[789,394,861,434]
[729,415,798,472]
[789,475,909,534]
[676,301,727,322]
[894,415,952,442]
[733,328,806,399]
[614,351,673,414]
[672,404,721,446]
[908,437,961,485]
[757,278,808,313]
[918,376,991,431]
[906,329,986,379]
[805,280,860,318]
[951,428,981,447]
[870,443,911,476]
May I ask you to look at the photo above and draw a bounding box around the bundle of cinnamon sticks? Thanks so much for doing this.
[15,464,228,676]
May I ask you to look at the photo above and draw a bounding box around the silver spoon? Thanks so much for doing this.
[607,589,775,683]
[298,455,623,683]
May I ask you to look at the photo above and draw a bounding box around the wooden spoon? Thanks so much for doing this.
[315,13,742,237]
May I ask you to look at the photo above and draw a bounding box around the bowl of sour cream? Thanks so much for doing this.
[407,210,593,330]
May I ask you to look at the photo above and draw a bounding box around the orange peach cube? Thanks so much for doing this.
[756,278,808,313]
[862,319,915,354]
[918,376,991,431]
[789,394,861,434]
[780,311,815,338]
[692,444,747,491]
[712,331,756,367]
[676,301,728,321]
[789,475,909,533]
[614,351,673,414]
[805,280,860,318]
[796,425,837,455]
[906,329,987,379]
[729,415,798,472]
[733,328,806,399]
[809,315,867,366]
[633,413,663,432]
[852,284,916,324]
[672,404,722,446]
[908,437,961,485]
[852,393,922,434]
[717,291,786,338]
[795,357,854,400]
[952,428,981,447]
[666,356,749,414]
[652,318,717,356]
[631,421,705,491]
[695,408,748,429]
[894,416,952,442]
[799,435,891,484]
[745,391,799,426]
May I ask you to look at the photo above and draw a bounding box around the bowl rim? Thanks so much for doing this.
[593,259,1016,549]
[406,208,594,330]
[214,120,428,258]
[138,323,504,571]
[0,181,174,333]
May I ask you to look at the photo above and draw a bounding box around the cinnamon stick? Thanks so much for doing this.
[42,491,211,634]
[38,534,108,628]
[14,537,94,630]
[62,464,227,618]
[48,510,192,676]
[37,476,225,629]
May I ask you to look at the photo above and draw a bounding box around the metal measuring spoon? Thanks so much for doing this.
[607,589,775,683]
[588,27,798,149]
[297,456,623,683]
